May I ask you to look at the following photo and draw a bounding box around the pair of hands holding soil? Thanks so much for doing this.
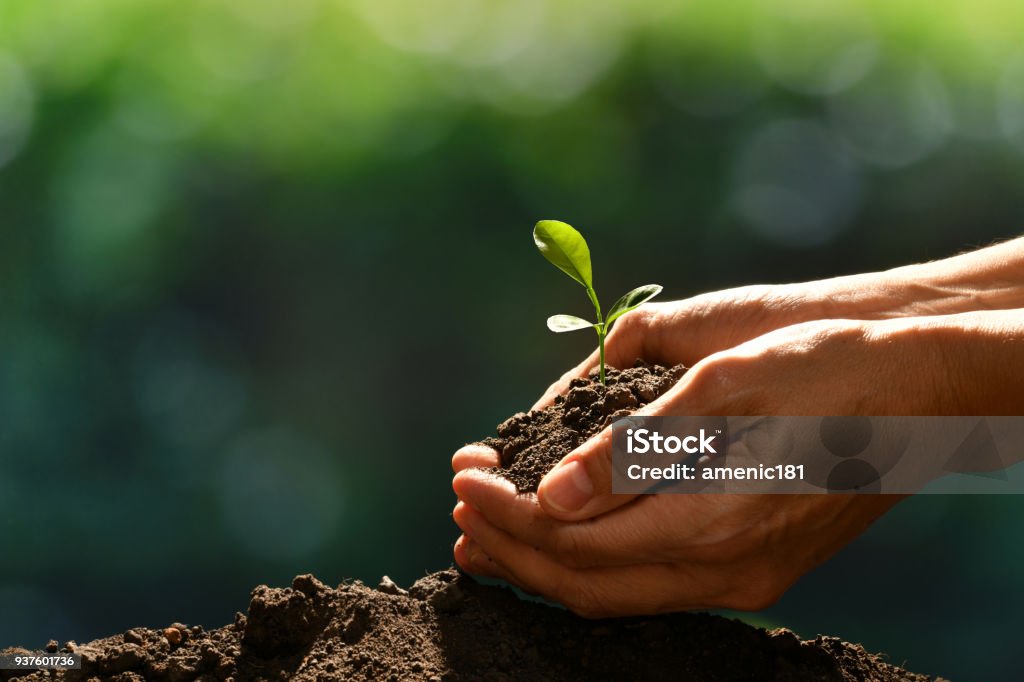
[452,238,1024,617]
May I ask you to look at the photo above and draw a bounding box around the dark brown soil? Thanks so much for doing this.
[2,570,942,682]
[1,362,945,681]
[480,361,685,492]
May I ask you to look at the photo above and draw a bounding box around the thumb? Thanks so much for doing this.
[537,372,701,521]
[537,426,638,521]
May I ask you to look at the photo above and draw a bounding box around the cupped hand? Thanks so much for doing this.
[450,317,952,616]
[452,283,832,473]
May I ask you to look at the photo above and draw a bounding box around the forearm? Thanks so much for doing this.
[800,236,1024,319]
[628,237,1024,376]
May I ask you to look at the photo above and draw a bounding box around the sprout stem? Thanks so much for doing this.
[587,287,606,386]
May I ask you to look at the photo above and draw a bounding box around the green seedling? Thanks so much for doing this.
[533,220,662,385]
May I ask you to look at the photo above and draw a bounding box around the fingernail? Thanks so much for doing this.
[542,459,593,512]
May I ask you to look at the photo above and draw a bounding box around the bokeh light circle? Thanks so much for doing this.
[0,53,35,171]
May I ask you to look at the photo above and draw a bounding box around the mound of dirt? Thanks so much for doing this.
[2,569,942,681]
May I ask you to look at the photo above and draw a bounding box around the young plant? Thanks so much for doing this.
[533,220,662,385]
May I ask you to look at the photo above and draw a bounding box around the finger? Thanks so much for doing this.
[536,363,726,522]
[453,504,719,617]
[452,466,525,510]
[455,467,676,567]
[536,426,639,521]
[453,532,509,580]
[452,444,501,473]
[453,467,544,527]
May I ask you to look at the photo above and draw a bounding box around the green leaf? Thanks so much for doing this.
[546,314,595,333]
[533,220,593,290]
[605,284,662,326]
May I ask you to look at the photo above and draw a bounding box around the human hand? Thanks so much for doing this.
[453,283,836,473]
[450,317,955,616]
[452,270,934,476]
[450,246,1020,475]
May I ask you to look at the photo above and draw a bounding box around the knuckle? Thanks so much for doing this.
[684,353,766,414]
[689,356,743,394]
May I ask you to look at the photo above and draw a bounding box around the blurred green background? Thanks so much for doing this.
[1,0,1022,679]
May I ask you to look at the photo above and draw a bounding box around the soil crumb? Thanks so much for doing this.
[480,361,685,492]
[2,569,944,682]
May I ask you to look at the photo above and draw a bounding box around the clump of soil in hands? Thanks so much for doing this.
[2,570,943,682]
[479,361,685,492]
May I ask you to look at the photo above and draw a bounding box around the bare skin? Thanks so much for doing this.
[451,238,1024,618]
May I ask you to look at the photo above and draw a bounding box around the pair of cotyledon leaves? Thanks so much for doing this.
[533,220,662,333]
